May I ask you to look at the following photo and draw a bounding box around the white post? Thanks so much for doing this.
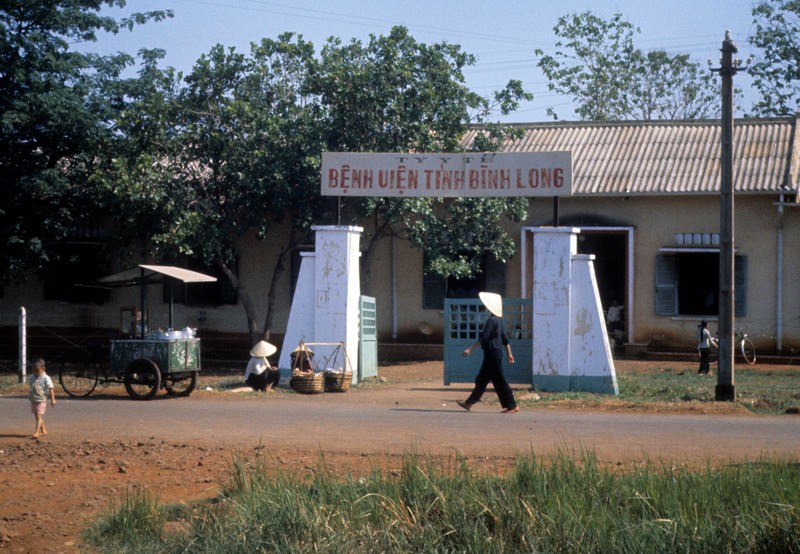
[531,228,577,390]
[18,307,26,383]
[312,226,362,379]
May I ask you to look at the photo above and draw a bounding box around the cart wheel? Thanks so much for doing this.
[164,372,197,397]
[124,359,161,400]
[59,360,99,397]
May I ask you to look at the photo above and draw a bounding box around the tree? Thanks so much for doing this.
[536,12,638,121]
[0,1,171,281]
[111,35,328,344]
[316,27,531,289]
[536,11,718,121]
[108,27,531,341]
[628,50,719,120]
[749,0,800,116]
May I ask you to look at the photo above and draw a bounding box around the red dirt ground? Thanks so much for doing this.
[0,360,797,553]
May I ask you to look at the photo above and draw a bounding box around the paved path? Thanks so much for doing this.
[2,382,798,465]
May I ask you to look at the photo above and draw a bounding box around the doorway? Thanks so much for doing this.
[522,226,633,340]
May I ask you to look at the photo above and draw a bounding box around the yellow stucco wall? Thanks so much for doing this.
[3,194,799,354]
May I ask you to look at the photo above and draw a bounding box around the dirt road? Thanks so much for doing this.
[1,361,798,552]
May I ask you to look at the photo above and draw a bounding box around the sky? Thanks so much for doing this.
[80,0,760,122]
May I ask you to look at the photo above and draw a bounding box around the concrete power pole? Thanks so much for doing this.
[713,31,744,402]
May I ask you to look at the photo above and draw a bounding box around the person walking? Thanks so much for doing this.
[457,292,519,414]
[28,358,56,438]
[697,320,717,374]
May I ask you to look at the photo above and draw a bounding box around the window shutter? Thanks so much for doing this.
[655,254,678,315]
[735,255,748,317]
[422,272,446,310]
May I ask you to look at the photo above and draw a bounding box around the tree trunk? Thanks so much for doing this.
[360,215,392,297]
[261,245,288,343]
[216,260,260,346]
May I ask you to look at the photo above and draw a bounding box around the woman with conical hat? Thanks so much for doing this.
[457,292,519,413]
[244,340,280,392]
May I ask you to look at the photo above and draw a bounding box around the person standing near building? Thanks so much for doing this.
[28,358,56,438]
[457,292,519,414]
[606,298,624,345]
[697,320,717,374]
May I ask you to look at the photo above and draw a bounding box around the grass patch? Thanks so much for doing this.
[87,450,800,553]
[527,364,800,415]
[85,487,166,553]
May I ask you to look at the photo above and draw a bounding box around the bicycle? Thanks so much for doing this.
[737,330,756,365]
[710,329,756,366]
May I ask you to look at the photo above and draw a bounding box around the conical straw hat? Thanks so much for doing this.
[292,344,314,356]
[250,340,277,357]
[479,292,503,317]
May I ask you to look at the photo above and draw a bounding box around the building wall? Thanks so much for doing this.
[520,194,791,351]
[2,193,798,354]
[356,193,796,351]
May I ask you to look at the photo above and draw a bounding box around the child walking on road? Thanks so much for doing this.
[28,358,56,438]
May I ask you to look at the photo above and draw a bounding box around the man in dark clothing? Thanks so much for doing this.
[457,292,519,414]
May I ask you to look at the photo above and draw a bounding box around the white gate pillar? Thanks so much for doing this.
[279,225,362,381]
[312,226,362,373]
[531,227,617,394]
[532,228,576,389]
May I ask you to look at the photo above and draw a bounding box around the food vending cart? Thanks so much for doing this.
[58,265,216,400]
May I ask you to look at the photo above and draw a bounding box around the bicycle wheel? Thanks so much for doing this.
[59,360,99,397]
[741,338,756,365]
[124,359,161,400]
[164,372,197,397]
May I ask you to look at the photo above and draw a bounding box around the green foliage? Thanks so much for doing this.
[749,0,800,115]
[0,1,171,280]
[316,26,532,284]
[536,11,719,121]
[629,50,719,120]
[404,197,527,279]
[90,451,800,553]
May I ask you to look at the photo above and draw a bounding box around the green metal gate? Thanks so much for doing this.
[443,298,532,385]
[359,295,378,380]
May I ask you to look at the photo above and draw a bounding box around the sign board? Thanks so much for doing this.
[321,152,572,197]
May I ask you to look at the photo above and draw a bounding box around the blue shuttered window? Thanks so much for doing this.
[654,253,747,317]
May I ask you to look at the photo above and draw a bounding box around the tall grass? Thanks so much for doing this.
[87,450,800,553]
[85,487,165,553]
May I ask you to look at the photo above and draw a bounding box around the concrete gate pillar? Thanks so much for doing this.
[279,225,363,381]
[531,227,618,394]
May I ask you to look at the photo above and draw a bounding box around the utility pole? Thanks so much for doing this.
[711,31,744,401]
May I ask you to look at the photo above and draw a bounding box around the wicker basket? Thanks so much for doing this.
[324,369,352,392]
[290,372,324,394]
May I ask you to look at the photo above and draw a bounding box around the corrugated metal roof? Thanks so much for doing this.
[460,115,800,197]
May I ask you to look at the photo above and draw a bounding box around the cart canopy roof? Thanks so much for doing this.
[98,265,217,287]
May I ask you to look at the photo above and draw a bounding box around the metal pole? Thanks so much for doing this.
[716,32,737,401]
[18,307,26,383]
[391,233,398,340]
[553,196,559,226]
[169,280,174,330]
[140,267,147,340]
[776,198,784,352]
